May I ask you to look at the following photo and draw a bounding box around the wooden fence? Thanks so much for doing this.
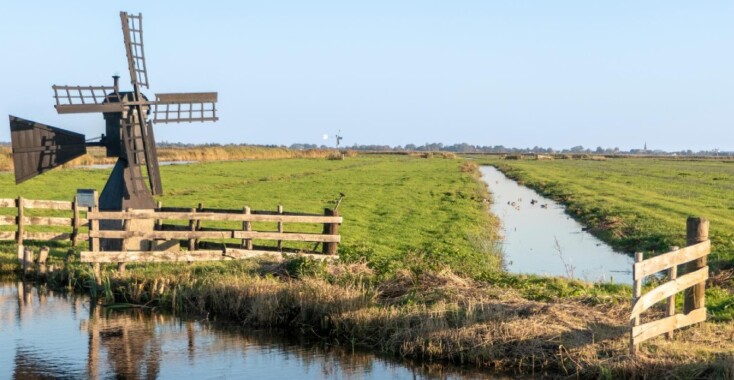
[630,217,710,355]
[0,196,88,250]
[80,201,342,269]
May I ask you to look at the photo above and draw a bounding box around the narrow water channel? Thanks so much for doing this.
[480,166,633,284]
[0,282,505,379]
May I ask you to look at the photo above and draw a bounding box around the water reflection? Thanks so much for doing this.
[481,166,633,284]
[0,283,504,379]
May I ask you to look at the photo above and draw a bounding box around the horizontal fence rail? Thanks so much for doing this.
[0,196,89,248]
[630,217,710,355]
[81,201,342,267]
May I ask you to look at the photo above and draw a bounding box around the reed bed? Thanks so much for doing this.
[0,145,344,172]
[44,260,731,379]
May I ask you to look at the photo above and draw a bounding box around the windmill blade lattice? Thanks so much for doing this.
[120,12,149,90]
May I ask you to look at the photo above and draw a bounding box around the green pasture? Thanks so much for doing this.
[0,155,500,277]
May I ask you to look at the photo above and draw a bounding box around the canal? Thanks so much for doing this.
[0,282,507,379]
[480,166,633,284]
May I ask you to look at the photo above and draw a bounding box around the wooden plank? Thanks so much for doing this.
[76,233,89,241]
[23,199,73,210]
[0,216,16,225]
[0,198,15,207]
[632,307,707,345]
[630,267,708,320]
[80,249,338,263]
[25,232,72,241]
[55,103,123,114]
[666,246,679,340]
[81,250,227,263]
[631,252,643,356]
[634,240,710,280]
[88,210,343,224]
[89,230,233,239]
[224,248,338,261]
[232,231,340,242]
[0,232,15,240]
[22,216,73,226]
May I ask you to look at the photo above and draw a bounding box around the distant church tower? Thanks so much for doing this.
[644,142,647,152]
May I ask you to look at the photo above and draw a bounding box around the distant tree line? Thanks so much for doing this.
[1,140,729,157]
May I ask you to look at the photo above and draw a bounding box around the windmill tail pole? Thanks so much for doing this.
[334,193,346,211]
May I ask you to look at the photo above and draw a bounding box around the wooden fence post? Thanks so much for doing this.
[118,212,130,274]
[155,201,162,230]
[22,247,34,277]
[277,205,284,252]
[242,206,252,249]
[38,246,49,275]
[630,251,643,356]
[194,203,203,248]
[16,196,24,249]
[322,208,340,255]
[666,246,679,339]
[188,208,197,251]
[72,195,80,247]
[684,217,709,314]
[91,191,100,281]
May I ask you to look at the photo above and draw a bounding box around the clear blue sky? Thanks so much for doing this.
[1,1,732,151]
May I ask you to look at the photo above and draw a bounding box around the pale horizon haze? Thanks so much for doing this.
[1,1,732,151]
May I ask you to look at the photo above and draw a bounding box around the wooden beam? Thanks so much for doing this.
[81,249,338,263]
[89,230,233,239]
[23,199,73,210]
[224,248,338,261]
[0,198,16,207]
[88,210,343,224]
[632,308,706,345]
[0,216,16,225]
[25,232,74,241]
[22,216,73,226]
[633,240,710,280]
[685,217,709,314]
[232,231,340,242]
[0,232,16,240]
[631,252,643,356]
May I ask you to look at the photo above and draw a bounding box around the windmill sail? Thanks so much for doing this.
[9,116,87,184]
[121,12,149,89]
[53,85,122,114]
[152,93,218,123]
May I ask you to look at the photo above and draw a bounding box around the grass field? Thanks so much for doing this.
[0,154,501,277]
[474,155,734,320]
[1,153,733,378]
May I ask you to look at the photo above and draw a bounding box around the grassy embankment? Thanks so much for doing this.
[0,153,732,378]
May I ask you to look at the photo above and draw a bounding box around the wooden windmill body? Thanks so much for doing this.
[8,12,219,250]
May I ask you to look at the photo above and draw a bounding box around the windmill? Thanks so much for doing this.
[8,12,218,212]
[335,130,343,149]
